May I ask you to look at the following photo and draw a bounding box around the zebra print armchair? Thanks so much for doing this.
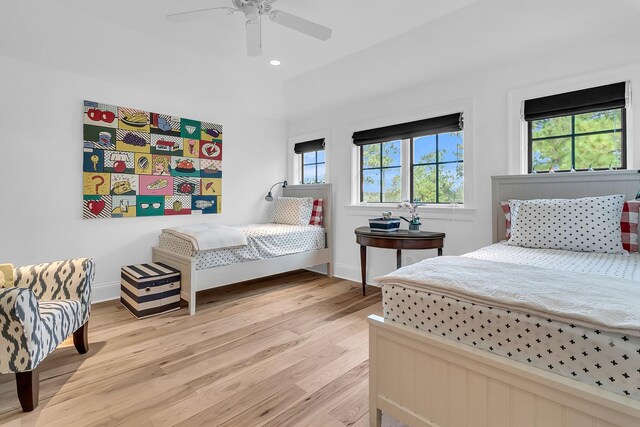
[0,258,94,412]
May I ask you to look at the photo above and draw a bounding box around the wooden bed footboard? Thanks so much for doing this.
[368,315,640,427]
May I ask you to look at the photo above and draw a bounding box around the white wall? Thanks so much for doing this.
[282,0,640,121]
[0,55,287,301]
[5,0,640,300]
[286,37,640,284]
[0,0,288,121]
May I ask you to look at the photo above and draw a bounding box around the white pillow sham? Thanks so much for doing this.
[508,195,625,254]
[270,197,314,225]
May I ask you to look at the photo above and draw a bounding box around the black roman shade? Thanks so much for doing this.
[294,138,325,154]
[352,113,463,146]
[524,82,627,121]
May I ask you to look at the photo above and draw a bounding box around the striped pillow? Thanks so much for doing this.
[500,199,640,252]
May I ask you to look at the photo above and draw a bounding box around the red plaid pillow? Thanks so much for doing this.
[499,201,511,239]
[621,200,640,252]
[309,198,323,226]
[500,200,640,251]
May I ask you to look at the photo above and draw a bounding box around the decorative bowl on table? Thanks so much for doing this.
[368,217,401,232]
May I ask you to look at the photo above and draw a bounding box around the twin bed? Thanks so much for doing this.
[369,171,640,427]
[152,183,332,315]
[148,175,640,425]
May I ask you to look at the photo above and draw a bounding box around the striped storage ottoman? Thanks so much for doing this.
[120,262,181,319]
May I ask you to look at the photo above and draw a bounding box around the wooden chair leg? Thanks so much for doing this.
[15,369,39,412]
[73,321,89,354]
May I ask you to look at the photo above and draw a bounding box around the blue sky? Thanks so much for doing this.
[362,132,463,197]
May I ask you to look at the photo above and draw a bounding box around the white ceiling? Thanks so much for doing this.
[36,0,480,81]
[2,0,640,120]
[282,0,640,118]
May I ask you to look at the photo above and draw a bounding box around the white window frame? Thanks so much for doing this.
[350,100,475,213]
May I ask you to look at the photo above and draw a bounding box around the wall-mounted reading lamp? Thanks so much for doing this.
[265,180,288,201]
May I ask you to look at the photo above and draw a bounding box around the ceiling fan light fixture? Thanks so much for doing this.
[168,0,332,56]
[246,19,262,56]
[244,5,260,22]
[269,59,281,66]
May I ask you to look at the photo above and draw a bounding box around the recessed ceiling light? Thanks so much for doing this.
[269,59,281,66]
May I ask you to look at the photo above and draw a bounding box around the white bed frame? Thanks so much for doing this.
[152,183,332,315]
[368,171,640,427]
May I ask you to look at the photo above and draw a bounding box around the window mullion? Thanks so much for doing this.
[379,143,383,202]
[435,134,440,203]
[314,151,318,184]
[402,138,411,202]
[360,147,364,203]
[571,115,576,170]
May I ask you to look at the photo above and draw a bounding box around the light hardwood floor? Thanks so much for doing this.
[0,271,404,426]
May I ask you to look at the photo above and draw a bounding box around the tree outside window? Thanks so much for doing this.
[412,131,463,203]
[360,131,463,204]
[302,150,325,184]
[361,140,401,202]
[529,109,625,172]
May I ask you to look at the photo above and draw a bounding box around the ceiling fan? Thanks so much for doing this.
[167,0,332,57]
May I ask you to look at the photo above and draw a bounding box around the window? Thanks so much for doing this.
[525,82,627,172]
[361,140,401,202]
[302,149,325,183]
[412,132,463,203]
[353,113,463,204]
[294,138,325,184]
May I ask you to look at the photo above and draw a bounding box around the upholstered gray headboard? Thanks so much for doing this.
[491,170,640,242]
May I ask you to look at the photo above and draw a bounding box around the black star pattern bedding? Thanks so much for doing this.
[377,242,640,400]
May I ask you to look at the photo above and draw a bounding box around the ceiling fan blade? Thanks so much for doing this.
[269,10,332,41]
[167,7,236,24]
[246,19,262,56]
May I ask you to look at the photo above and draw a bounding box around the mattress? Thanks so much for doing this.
[382,243,640,400]
[465,241,640,280]
[158,223,325,270]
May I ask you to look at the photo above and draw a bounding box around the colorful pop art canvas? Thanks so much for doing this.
[83,100,222,219]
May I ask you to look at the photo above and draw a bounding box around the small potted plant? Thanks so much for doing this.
[398,200,422,232]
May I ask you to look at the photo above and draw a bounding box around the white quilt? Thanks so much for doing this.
[163,224,248,251]
[375,256,640,334]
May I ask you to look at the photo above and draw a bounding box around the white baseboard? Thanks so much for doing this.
[333,263,361,283]
[92,281,120,304]
[333,262,391,288]
[91,263,369,306]
[305,264,328,275]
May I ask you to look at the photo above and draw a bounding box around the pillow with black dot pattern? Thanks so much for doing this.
[270,197,314,225]
[508,195,625,254]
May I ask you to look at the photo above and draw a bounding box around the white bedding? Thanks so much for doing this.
[163,224,247,251]
[380,243,640,400]
[376,255,640,334]
[158,223,325,270]
[465,240,640,280]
